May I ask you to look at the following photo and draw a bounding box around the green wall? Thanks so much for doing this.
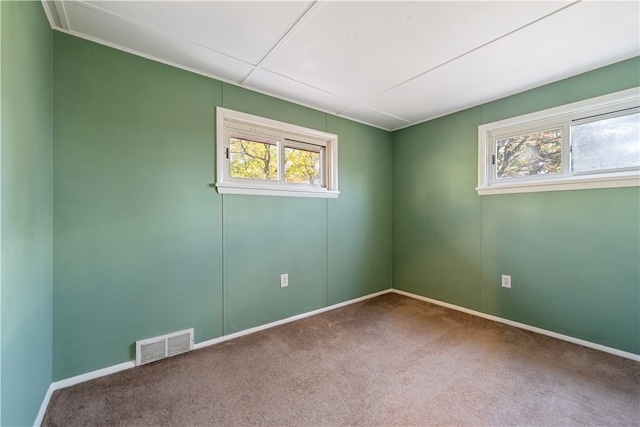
[0,1,53,425]
[327,115,392,305]
[53,32,224,379]
[392,57,640,354]
[53,33,392,380]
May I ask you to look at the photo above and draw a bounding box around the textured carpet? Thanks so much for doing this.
[43,293,639,426]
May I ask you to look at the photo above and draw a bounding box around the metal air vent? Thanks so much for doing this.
[136,328,194,366]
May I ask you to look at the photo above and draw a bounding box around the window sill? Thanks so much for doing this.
[213,183,340,199]
[476,173,640,195]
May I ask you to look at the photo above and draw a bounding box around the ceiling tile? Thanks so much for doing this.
[262,1,572,100]
[339,105,411,131]
[365,1,640,125]
[243,69,352,114]
[85,1,313,64]
[64,1,254,82]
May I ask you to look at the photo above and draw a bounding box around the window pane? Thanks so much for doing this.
[571,112,640,174]
[229,133,278,180]
[284,146,321,185]
[496,129,563,179]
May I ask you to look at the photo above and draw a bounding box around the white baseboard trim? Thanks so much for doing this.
[392,289,640,362]
[33,384,54,427]
[34,361,136,426]
[53,361,137,390]
[194,289,393,350]
[34,288,392,426]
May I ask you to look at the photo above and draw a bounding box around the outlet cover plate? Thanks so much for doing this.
[501,274,511,288]
[280,273,289,288]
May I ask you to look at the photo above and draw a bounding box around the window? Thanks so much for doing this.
[216,107,339,198]
[477,87,640,195]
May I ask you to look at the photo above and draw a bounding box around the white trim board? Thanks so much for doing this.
[33,288,392,426]
[391,289,640,362]
[33,385,53,427]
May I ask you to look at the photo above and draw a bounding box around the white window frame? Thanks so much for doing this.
[477,87,640,195]
[216,107,339,198]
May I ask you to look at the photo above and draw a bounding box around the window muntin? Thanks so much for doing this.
[215,107,339,198]
[478,87,640,195]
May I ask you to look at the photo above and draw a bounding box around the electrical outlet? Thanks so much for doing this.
[280,273,289,288]
[501,274,511,288]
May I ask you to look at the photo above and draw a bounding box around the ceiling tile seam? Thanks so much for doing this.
[371,51,640,132]
[336,103,413,125]
[387,58,608,133]
[246,68,352,106]
[248,67,413,125]
[235,82,393,132]
[75,1,257,71]
[361,0,583,104]
[240,0,321,86]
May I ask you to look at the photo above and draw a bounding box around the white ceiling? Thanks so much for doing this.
[42,1,640,131]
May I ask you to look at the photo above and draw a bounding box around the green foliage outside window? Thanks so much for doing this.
[496,129,563,178]
[229,136,323,185]
[285,147,321,184]
[229,137,278,180]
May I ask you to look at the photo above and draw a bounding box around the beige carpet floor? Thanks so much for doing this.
[43,293,639,426]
